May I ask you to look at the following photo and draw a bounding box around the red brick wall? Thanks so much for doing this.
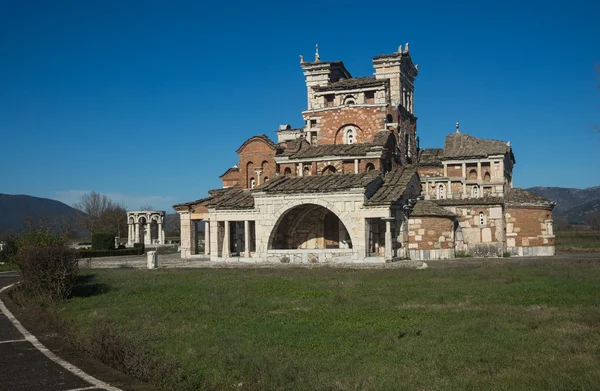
[408,217,454,250]
[220,170,240,188]
[447,165,462,177]
[417,166,443,177]
[507,207,554,247]
[238,139,278,188]
[314,106,386,145]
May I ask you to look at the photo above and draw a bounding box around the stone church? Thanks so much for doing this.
[173,45,555,262]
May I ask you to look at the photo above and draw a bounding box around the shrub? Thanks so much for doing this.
[133,242,145,253]
[503,251,512,258]
[18,246,79,301]
[92,233,115,251]
[455,251,471,258]
[78,248,143,258]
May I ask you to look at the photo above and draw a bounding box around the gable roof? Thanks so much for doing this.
[442,133,511,159]
[364,166,417,206]
[418,148,443,166]
[411,200,456,218]
[259,171,380,194]
[314,77,388,92]
[219,166,239,178]
[505,188,554,208]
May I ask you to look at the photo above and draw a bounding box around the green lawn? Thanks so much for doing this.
[555,230,600,251]
[55,260,600,390]
[0,262,16,272]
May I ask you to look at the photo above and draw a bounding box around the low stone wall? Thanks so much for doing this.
[409,248,454,260]
[507,246,555,257]
[266,249,356,264]
[467,243,504,257]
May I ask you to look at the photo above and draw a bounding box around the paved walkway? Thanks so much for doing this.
[0,271,154,391]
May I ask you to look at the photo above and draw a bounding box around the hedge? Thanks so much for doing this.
[92,233,115,251]
[78,247,144,258]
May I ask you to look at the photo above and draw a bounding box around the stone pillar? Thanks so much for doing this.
[204,221,210,255]
[192,221,198,255]
[299,163,304,176]
[462,162,466,179]
[127,223,132,245]
[223,221,230,258]
[179,212,193,259]
[447,180,452,199]
[134,223,140,244]
[383,217,393,260]
[443,163,448,177]
[354,159,359,174]
[158,222,164,244]
[477,161,482,180]
[244,220,250,257]
[147,251,158,269]
[255,169,262,185]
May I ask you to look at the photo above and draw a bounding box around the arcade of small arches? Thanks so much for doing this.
[127,211,166,246]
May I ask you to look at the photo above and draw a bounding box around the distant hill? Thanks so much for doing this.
[526,186,600,224]
[0,193,84,238]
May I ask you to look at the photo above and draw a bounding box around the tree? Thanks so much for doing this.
[587,211,600,232]
[73,192,127,238]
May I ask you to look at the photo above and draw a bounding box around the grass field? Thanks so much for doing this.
[48,258,600,391]
[555,230,600,251]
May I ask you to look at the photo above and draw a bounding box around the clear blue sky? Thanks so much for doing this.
[1,0,599,211]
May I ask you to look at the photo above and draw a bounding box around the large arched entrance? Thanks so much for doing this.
[269,204,352,250]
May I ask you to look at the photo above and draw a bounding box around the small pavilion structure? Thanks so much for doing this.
[127,211,166,246]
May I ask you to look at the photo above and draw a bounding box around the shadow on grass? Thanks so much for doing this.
[70,274,110,298]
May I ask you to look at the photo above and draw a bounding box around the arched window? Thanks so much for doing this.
[472,185,479,198]
[264,177,269,183]
[469,169,478,180]
[344,95,355,105]
[345,128,355,145]
[322,165,337,175]
[437,184,445,199]
[284,167,291,177]
[479,212,485,226]
[365,163,375,171]
[483,172,491,181]
[303,166,311,176]
[250,178,255,189]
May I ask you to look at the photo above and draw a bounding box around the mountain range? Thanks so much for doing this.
[0,193,84,238]
[526,186,600,224]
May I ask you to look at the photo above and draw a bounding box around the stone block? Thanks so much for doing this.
[434,242,441,249]
[522,238,529,246]
[413,219,422,224]
[507,238,516,248]
[428,230,436,236]
[408,243,418,249]
[147,251,158,269]
[489,207,502,219]
[482,228,492,243]
[418,229,425,235]
[439,236,445,242]
[506,223,514,233]
[459,221,471,228]
[462,228,481,243]
[514,227,520,233]
[415,235,422,241]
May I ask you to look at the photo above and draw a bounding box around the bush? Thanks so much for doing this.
[18,246,79,301]
[78,248,144,258]
[92,233,115,251]
[133,242,145,253]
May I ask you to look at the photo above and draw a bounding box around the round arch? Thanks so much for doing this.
[267,200,359,252]
[334,124,363,145]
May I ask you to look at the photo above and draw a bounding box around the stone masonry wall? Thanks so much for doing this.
[408,217,454,251]
[221,170,240,188]
[506,207,554,248]
[313,106,387,145]
[444,205,505,257]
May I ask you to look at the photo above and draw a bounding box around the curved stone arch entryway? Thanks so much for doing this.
[265,200,359,260]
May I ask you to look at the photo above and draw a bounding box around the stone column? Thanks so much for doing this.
[462,162,466,178]
[255,169,262,185]
[383,217,393,260]
[244,220,250,257]
[223,221,230,258]
[158,222,164,244]
[477,161,482,180]
[127,223,132,245]
[443,163,448,177]
[447,180,452,199]
[299,163,304,176]
[204,221,211,255]
[134,223,140,244]
[144,223,151,245]
[354,159,359,174]
[179,212,193,259]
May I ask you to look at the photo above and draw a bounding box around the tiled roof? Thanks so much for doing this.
[411,200,456,217]
[435,197,504,206]
[372,131,394,146]
[506,188,554,207]
[280,139,311,157]
[364,166,417,206]
[213,189,255,210]
[315,77,388,92]
[418,148,443,166]
[260,171,381,194]
[288,143,374,159]
[442,133,511,159]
